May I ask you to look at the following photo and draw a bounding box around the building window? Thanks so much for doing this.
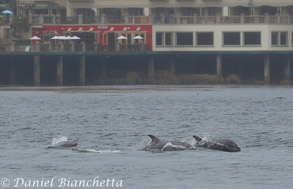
[165,32,173,46]
[156,32,173,46]
[271,32,278,46]
[280,32,288,46]
[271,31,288,47]
[244,32,261,46]
[176,32,193,46]
[196,32,213,46]
[223,32,240,46]
[156,32,163,46]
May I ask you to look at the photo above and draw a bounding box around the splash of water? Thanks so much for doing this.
[136,137,151,151]
[161,142,187,151]
[52,136,68,145]
[181,136,197,147]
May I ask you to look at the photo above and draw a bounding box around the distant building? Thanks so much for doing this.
[15,0,293,54]
[1,1,293,85]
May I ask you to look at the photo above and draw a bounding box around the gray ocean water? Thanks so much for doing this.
[0,86,293,189]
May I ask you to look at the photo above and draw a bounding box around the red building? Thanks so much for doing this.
[32,25,152,50]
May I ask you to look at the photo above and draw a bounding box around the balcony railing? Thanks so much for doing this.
[60,17,78,24]
[83,17,101,24]
[128,16,152,24]
[0,42,151,53]
[0,17,9,25]
[104,16,125,24]
[3,14,293,26]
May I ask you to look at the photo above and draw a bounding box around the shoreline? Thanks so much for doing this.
[0,84,292,92]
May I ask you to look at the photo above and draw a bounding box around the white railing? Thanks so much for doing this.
[14,14,293,25]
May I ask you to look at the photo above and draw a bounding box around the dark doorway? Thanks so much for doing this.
[108,32,115,51]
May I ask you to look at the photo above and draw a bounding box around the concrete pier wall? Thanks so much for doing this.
[0,54,291,86]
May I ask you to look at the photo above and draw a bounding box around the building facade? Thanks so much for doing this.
[0,0,293,86]
[14,0,293,52]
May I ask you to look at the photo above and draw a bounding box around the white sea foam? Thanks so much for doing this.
[181,136,197,147]
[73,148,121,153]
[161,142,187,151]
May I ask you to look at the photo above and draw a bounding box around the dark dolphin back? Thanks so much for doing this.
[47,141,78,148]
[214,139,241,152]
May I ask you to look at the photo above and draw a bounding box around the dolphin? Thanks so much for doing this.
[47,141,78,149]
[193,135,240,152]
[141,135,196,152]
[46,136,78,149]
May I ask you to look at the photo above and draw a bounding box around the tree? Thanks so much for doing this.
[8,0,17,15]
[10,15,31,37]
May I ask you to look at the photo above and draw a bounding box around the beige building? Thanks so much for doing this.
[65,0,293,17]
[18,0,67,17]
[16,0,293,17]
[3,0,293,53]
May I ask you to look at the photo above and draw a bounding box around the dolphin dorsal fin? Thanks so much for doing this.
[148,135,161,143]
[193,135,202,142]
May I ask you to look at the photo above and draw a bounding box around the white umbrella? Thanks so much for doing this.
[117,36,127,40]
[51,36,60,40]
[58,36,67,40]
[133,36,144,40]
[30,36,41,40]
[71,36,80,40]
[64,36,72,40]
[1,10,13,14]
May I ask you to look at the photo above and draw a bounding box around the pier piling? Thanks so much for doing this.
[148,56,154,79]
[264,54,270,83]
[9,58,15,85]
[216,55,222,78]
[57,56,63,86]
[284,56,291,84]
[79,56,86,85]
[101,58,107,78]
[34,55,40,86]
[170,57,176,75]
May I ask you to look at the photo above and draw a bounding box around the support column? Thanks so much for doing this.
[79,56,86,86]
[216,14,221,23]
[78,14,83,24]
[143,7,150,16]
[125,14,129,24]
[9,14,14,25]
[284,56,291,84]
[238,61,244,80]
[240,13,245,23]
[148,56,154,79]
[216,54,222,77]
[264,54,270,83]
[160,14,165,24]
[9,58,15,85]
[39,14,44,24]
[34,55,40,86]
[57,56,63,86]
[66,7,72,17]
[101,58,107,78]
[101,14,105,24]
[10,42,15,52]
[170,57,176,75]
[193,14,198,24]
